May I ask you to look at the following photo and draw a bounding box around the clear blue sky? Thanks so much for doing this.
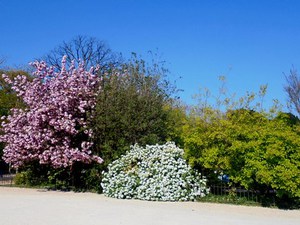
[1,0,300,110]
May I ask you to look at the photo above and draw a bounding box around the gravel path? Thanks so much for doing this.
[0,187,299,225]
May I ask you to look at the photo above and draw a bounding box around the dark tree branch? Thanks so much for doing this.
[0,56,6,67]
[42,35,122,72]
[284,67,300,116]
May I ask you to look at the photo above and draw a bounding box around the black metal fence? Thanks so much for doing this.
[210,185,259,199]
[207,184,279,206]
[0,174,15,186]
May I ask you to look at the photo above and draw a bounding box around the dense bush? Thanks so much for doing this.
[101,142,208,201]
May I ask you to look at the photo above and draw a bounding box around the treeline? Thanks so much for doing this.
[0,36,299,206]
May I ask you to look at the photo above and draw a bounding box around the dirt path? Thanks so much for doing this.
[0,187,299,225]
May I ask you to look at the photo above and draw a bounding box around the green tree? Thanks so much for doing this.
[90,56,177,168]
[184,82,300,198]
[163,101,188,148]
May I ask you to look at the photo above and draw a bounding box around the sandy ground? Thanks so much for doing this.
[0,187,299,225]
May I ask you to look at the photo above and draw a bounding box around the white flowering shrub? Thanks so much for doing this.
[101,142,209,201]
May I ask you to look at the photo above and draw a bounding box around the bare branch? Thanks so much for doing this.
[0,56,6,67]
[284,67,300,116]
[42,35,122,72]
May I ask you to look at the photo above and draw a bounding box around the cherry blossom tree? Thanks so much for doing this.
[0,56,103,168]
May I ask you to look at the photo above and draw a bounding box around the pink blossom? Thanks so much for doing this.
[0,57,103,168]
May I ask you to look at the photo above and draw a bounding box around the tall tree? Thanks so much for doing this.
[91,55,177,167]
[42,35,122,72]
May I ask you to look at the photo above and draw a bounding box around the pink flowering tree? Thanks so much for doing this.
[0,56,103,169]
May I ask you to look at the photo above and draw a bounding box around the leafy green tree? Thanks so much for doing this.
[184,82,300,198]
[90,56,177,169]
[164,101,189,148]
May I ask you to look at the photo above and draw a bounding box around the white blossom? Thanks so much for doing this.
[101,142,209,201]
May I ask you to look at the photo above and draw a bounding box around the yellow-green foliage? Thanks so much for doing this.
[184,109,300,198]
[184,79,300,198]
